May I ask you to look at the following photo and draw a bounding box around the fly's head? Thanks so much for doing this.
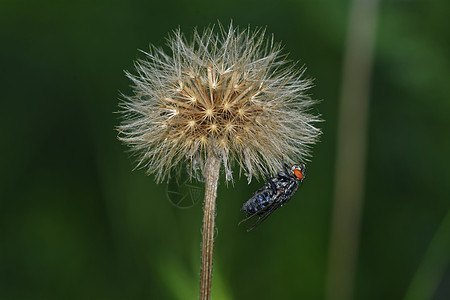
[291,163,306,182]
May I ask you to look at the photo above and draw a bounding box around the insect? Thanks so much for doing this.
[239,162,306,232]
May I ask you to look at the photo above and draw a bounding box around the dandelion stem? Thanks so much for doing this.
[199,150,220,300]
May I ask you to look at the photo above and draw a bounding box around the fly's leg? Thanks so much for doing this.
[259,163,277,194]
[238,211,259,226]
[279,157,293,180]
[282,157,290,175]
[245,201,282,232]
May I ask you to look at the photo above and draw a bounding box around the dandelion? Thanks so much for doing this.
[117,23,321,300]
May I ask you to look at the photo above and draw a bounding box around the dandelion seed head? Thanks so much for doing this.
[118,23,322,183]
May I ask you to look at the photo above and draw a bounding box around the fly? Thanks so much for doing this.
[239,162,306,232]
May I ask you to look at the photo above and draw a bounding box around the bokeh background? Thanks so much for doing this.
[1,0,449,299]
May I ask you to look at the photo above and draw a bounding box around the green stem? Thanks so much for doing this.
[325,0,379,299]
[403,209,450,300]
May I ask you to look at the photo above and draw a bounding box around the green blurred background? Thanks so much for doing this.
[1,0,449,299]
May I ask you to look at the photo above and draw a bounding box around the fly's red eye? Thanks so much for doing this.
[293,168,303,180]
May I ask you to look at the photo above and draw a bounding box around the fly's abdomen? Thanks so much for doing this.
[241,190,273,216]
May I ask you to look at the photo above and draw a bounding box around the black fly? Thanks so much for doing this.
[239,162,306,232]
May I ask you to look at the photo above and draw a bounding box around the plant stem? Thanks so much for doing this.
[199,151,220,300]
[325,0,379,300]
[403,208,450,300]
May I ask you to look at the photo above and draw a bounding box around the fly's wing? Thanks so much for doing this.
[239,195,284,232]
[244,200,284,232]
